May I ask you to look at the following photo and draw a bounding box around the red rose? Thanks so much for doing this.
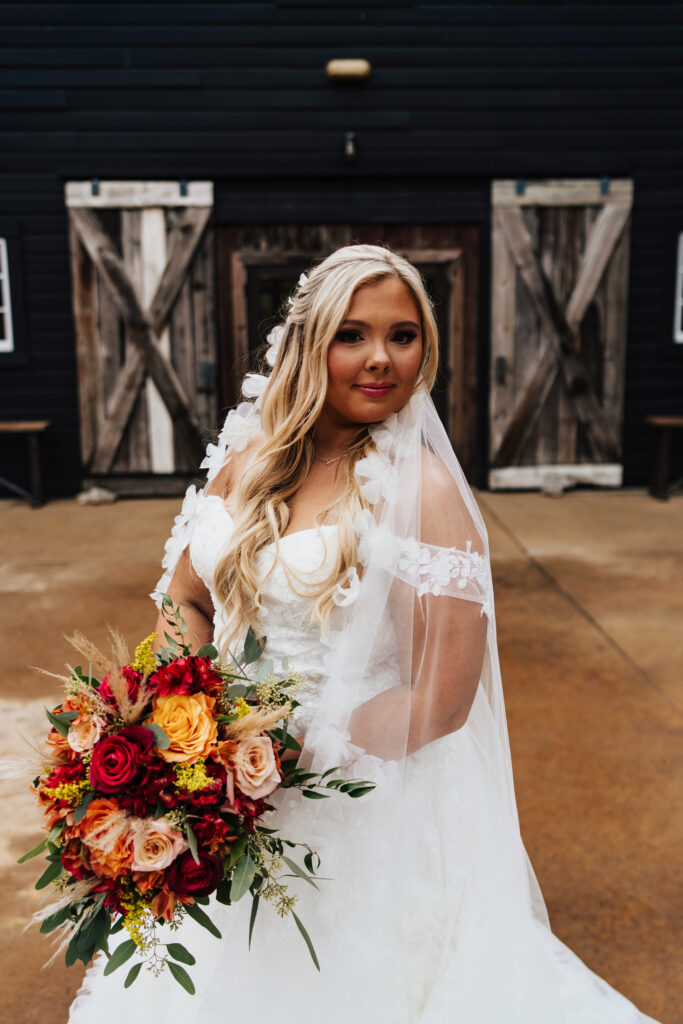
[165,849,223,898]
[99,667,143,707]
[149,657,222,698]
[89,725,155,793]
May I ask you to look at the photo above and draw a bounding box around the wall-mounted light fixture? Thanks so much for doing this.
[344,131,357,161]
[326,59,371,82]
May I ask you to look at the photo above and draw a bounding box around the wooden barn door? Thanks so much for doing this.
[217,224,480,480]
[65,180,218,495]
[489,179,633,490]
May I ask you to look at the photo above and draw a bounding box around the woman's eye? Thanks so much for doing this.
[337,330,362,343]
[393,331,417,345]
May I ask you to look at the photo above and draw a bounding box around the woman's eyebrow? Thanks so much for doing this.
[342,318,420,330]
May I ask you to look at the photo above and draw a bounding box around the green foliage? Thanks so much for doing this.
[184,901,222,939]
[103,939,137,976]
[168,960,196,994]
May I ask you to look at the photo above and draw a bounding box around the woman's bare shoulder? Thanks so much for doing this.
[205,428,266,499]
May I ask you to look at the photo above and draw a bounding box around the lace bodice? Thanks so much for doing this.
[186,493,401,735]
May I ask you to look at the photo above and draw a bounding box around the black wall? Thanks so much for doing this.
[1,1,682,497]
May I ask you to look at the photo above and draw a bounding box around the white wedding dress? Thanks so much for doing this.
[68,492,661,1024]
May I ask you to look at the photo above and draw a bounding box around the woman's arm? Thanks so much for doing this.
[346,592,488,760]
[152,545,214,654]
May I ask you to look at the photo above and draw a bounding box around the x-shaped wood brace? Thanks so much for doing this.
[70,206,211,473]
[491,202,630,466]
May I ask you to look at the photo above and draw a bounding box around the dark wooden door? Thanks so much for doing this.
[217,225,480,480]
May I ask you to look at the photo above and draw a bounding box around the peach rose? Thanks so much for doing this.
[232,736,281,799]
[131,819,188,872]
[67,713,106,754]
[145,693,217,763]
[133,869,165,894]
[78,797,134,879]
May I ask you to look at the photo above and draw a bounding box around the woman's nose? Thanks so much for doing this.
[365,338,391,371]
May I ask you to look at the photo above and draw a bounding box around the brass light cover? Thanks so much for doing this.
[326,59,371,81]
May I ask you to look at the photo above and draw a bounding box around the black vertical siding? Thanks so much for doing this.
[1,2,682,495]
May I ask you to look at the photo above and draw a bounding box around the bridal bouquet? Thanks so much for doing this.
[20,595,375,994]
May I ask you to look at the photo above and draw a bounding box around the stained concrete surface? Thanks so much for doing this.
[0,490,680,1023]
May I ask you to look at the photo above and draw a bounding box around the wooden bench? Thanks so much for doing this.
[0,420,50,506]
[646,415,683,500]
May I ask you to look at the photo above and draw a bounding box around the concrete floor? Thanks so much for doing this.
[0,489,680,1023]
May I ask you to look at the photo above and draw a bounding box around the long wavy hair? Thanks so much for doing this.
[213,243,439,657]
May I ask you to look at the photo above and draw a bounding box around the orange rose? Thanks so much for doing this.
[145,693,217,763]
[78,797,133,879]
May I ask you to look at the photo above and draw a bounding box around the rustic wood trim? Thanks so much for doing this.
[149,206,212,335]
[488,463,623,490]
[68,223,99,467]
[491,344,559,467]
[231,251,249,374]
[489,209,517,457]
[65,180,213,209]
[492,179,633,208]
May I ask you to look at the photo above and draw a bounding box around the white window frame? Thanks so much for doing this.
[674,232,683,344]
[0,237,14,354]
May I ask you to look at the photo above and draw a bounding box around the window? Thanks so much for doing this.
[0,237,14,354]
[675,232,683,344]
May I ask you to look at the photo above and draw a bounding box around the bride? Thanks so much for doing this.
[68,244,661,1023]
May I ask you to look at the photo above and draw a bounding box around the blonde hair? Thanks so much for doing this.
[213,243,439,656]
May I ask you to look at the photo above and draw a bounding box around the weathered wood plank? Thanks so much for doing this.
[70,207,204,463]
[492,179,633,208]
[91,345,147,473]
[65,180,213,209]
[149,205,211,335]
[68,221,98,467]
[121,209,151,472]
[141,206,175,474]
[565,203,631,330]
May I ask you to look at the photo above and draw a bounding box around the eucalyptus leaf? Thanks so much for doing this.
[39,904,71,934]
[143,723,170,750]
[103,939,137,976]
[254,658,274,681]
[35,859,62,890]
[166,942,196,966]
[17,836,47,864]
[168,960,195,995]
[227,683,248,700]
[43,706,72,738]
[248,894,260,949]
[243,627,266,664]
[124,962,142,989]
[292,911,320,971]
[184,901,222,939]
[230,855,257,902]
[301,789,330,800]
[72,790,97,825]
[185,820,200,865]
[196,642,218,659]
[281,856,319,890]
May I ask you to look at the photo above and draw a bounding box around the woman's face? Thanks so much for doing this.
[322,276,424,428]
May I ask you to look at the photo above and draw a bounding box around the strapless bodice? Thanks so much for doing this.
[187,492,400,733]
